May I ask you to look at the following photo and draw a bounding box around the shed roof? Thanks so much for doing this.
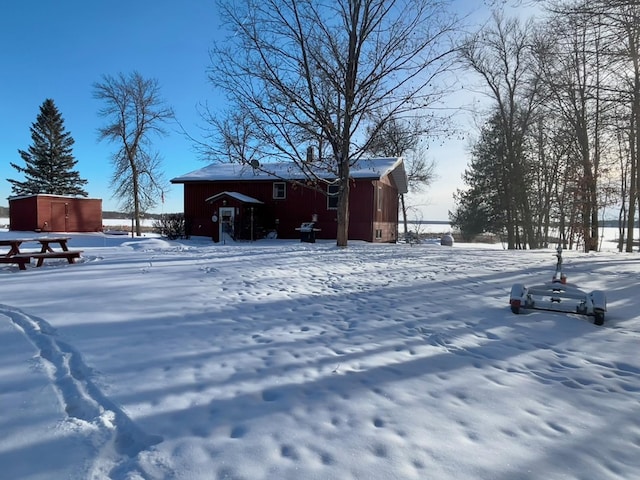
[8,194,101,201]
[171,157,408,194]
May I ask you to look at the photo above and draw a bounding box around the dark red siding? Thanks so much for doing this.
[182,178,399,242]
[8,195,38,231]
[372,178,400,242]
[9,195,103,232]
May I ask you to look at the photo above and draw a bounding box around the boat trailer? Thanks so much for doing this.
[509,245,607,325]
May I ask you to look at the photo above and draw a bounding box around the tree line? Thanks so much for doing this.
[13,1,637,248]
[450,1,640,252]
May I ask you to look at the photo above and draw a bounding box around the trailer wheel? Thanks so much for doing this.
[509,284,525,315]
[594,309,605,326]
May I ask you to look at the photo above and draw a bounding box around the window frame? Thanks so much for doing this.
[273,182,286,200]
[327,184,339,210]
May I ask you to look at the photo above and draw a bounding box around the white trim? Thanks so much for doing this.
[272,182,286,200]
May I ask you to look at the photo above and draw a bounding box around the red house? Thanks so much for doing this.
[9,194,103,232]
[171,157,408,243]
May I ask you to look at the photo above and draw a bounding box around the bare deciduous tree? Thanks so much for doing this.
[544,0,640,252]
[537,5,615,252]
[206,0,458,246]
[599,1,640,252]
[94,72,174,236]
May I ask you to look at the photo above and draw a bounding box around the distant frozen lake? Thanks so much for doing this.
[0,217,634,247]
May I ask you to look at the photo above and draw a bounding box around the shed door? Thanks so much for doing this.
[50,202,67,232]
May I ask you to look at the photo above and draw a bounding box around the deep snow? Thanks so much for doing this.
[1,228,639,480]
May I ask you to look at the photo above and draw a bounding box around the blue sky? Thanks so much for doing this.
[1,0,220,215]
[0,1,534,220]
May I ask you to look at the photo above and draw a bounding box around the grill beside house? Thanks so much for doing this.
[9,194,103,232]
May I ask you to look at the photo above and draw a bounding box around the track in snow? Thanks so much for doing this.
[1,304,163,478]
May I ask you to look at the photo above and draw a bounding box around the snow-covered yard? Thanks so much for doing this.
[1,229,639,479]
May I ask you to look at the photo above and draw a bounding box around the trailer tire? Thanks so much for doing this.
[509,284,525,315]
[594,309,605,326]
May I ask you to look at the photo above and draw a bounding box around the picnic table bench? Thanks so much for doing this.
[0,254,31,270]
[0,237,83,270]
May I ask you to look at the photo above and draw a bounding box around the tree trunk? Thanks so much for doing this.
[400,194,408,238]
[336,181,350,247]
[336,147,351,247]
[618,203,627,252]
[131,166,142,237]
[634,72,640,252]
[626,109,637,252]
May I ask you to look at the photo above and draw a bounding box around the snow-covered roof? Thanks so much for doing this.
[171,157,408,194]
[8,193,101,201]
[205,191,264,204]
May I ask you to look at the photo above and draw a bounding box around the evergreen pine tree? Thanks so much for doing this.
[8,98,88,197]
[449,112,507,239]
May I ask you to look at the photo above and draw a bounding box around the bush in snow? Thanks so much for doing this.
[152,213,185,240]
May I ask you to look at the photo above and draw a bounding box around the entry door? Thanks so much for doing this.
[50,202,67,231]
[219,207,235,243]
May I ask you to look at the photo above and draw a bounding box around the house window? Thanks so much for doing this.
[273,182,286,199]
[377,185,383,211]
[375,229,383,239]
[327,184,339,210]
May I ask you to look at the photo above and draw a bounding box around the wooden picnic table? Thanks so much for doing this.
[0,238,36,257]
[34,237,71,253]
[0,237,81,270]
[0,237,71,255]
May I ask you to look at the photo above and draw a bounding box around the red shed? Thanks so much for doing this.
[9,194,103,232]
[171,158,407,243]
